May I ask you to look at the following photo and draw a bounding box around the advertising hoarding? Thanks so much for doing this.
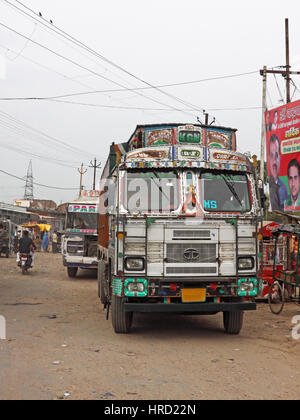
[266,99,300,212]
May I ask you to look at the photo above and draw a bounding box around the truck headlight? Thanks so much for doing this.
[125,257,145,271]
[127,282,145,293]
[124,278,148,297]
[238,257,254,270]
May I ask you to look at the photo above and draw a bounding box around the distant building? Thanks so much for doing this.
[0,202,38,225]
[56,203,68,213]
[14,199,31,208]
[14,199,57,210]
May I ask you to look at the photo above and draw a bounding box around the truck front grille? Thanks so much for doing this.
[67,241,84,255]
[166,243,216,264]
[173,230,211,239]
[166,267,217,274]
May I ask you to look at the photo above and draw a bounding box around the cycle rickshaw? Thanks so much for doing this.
[268,224,300,314]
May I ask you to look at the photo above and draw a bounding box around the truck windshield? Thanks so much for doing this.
[66,213,98,230]
[124,170,179,212]
[200,171,251,212]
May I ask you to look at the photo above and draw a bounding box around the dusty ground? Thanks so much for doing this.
[0,252,300,401]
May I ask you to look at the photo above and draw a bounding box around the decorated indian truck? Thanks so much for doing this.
[98,123,260,334]
[62,191,99,278]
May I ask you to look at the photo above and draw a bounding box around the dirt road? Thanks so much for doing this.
[0,253,299,400]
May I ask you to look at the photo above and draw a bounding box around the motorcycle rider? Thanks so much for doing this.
[17,230,36,267]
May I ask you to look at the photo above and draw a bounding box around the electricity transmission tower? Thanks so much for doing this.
[24,160,34,200]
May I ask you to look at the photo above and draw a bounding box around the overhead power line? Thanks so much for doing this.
[1,1,207,117]
[0,19,199,118]
[0,168,78,190]
[0,108,97,159]
[0,141,79,168]
[41,98,262,112]
[0,70,259,102]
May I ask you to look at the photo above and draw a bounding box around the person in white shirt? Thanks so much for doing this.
[52,231,58,254]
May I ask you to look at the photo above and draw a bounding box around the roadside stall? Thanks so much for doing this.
[20,223,51,252]
[268,224,300,314]
[259,221,286,298]
[0,219,11,258]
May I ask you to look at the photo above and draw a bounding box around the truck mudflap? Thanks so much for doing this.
[124,301,256,313]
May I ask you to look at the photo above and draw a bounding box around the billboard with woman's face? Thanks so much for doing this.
[266,100,300,212]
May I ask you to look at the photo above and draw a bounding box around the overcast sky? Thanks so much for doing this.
[0,0,300,205]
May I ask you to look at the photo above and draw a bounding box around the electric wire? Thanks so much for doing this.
[0,20,199,119]
[0,70,259,101]
[1,1,208,117]
[44,98,262,112]
[8,22,37,61]
[272,73,284,104]
[3,0,151,89]
[0,140,79,168]
[2,0,260,120]
[0,107,97,159]
[0,168,78,190]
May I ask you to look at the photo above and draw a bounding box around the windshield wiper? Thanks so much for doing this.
[221,174,243,207]
[152,170,174,203]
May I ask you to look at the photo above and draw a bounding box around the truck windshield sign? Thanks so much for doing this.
[68,205,98,213]
[179,131,201,144]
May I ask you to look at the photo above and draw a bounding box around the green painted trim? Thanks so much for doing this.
[124,278,148,298]
[112,277,124,297]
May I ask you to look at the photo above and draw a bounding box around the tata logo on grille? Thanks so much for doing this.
[183,248,200,261]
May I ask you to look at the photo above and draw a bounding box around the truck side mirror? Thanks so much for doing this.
[259,187,266,209]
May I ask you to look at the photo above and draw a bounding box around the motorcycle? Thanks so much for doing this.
[19,253,33,275]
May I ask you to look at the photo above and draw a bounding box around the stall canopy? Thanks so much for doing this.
[21,223,51,232]
[272,224,300,237]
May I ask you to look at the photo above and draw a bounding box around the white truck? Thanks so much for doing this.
[63,192,99,278]
[98,123,260,334]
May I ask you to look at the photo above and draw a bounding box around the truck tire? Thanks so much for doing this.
[67,267,78,278]
[111,295,133,334]
[223,311,244,335]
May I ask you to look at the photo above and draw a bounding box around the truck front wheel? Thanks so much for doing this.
[67,267,78,278]
[223,311,244,335]
[111,295,133,334]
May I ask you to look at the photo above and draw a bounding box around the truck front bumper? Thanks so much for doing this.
[124,301,256,313]
[64,256,97,268]
[67,263,98,269]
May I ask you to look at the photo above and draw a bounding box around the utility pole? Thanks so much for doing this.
[89,158,101,191]
[285,18,291,104]
[259,19,300,102]
[260,66,267,183]
[259,19,300,181]
[202,110,215,126]
[78,163,87,197]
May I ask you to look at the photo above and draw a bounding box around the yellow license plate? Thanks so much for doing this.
[181,288,206,303]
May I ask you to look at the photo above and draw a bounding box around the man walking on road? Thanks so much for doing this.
[52,231,58,254]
